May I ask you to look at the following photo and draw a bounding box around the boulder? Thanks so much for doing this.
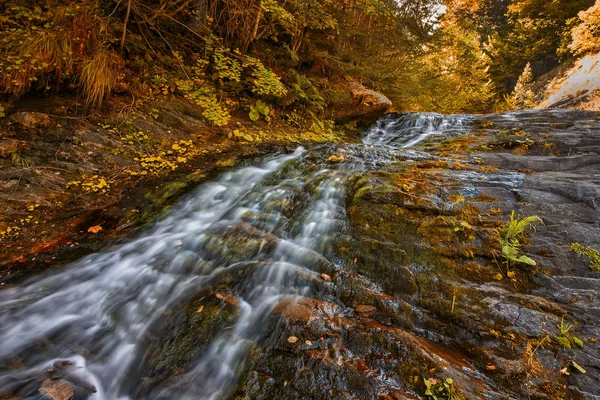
[9,112,52,128]
[0,138,28,158]
[331,81,392,126]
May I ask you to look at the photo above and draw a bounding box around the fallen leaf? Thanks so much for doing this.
[353,258,357,263]
[321,273,331,281]
[327,155,345,163]
[305,340,312,345]
[507,271,516,279]
[571,361,586,374]
[287,336,298,343]
[493,273,504,281]
[39,379,74,400]
[486,365,497,371]
[197,305,204,313]
[336,356,343,366]
[356,305,378,315]
[560,367,569,375]
[215,292,240,306]
[87,225,102,233]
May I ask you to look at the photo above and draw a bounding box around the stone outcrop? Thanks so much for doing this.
[331,80,393,125]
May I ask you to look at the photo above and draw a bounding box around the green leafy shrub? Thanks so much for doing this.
[212,48,243,82]
[175,79,230,127]
[244,56,287,98]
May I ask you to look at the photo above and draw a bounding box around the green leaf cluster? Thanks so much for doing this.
[249,100,270,122]
[570,242,600,271]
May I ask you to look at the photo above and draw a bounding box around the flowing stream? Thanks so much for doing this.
[0,113,473,399]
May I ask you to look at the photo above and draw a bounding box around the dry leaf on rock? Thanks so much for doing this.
[87,225,102,233]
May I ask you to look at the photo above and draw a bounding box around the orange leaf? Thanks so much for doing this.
[87,225,102,233]
[327,155,345,163]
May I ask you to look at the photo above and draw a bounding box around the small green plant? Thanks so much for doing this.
[249,100,270,121]
[9,151,31,168]
[570,242,600,271]
[423,377,464,400]
[556,316,583,349]
[499,211,542,266]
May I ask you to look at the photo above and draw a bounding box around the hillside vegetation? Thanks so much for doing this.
[0,0,598,121]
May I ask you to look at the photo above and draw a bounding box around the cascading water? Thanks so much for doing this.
[0,113,474,399]
[363,112,473,148]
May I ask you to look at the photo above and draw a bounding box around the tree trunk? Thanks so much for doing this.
[120,0,133,55]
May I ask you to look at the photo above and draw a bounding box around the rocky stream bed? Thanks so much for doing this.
[0,109,599,399]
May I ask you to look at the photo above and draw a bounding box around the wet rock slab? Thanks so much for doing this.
[1,109,599,400]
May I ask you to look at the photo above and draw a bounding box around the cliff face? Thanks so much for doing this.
[537,52,600,110]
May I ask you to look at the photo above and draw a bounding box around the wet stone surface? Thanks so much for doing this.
[0,110,599,399]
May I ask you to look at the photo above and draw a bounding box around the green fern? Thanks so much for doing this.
[499,211,542,266]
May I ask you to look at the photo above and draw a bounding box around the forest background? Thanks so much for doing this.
[1,0,599,126]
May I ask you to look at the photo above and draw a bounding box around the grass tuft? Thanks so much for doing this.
[79,49,122,108]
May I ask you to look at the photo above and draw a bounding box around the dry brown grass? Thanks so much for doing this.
[79,48,122,108]
[0,2,119,107]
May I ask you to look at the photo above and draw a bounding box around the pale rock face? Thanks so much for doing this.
[539,52,600,110]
